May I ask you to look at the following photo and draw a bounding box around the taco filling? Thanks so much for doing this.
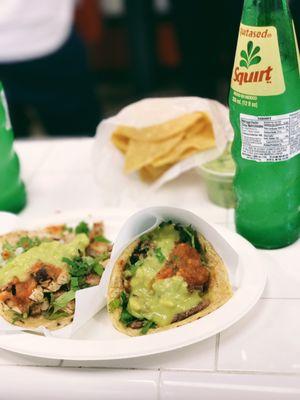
[0,221,111,329]
[108,221,231,335]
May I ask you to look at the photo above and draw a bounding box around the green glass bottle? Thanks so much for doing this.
[229,0,300,249]
[0,82,26,213]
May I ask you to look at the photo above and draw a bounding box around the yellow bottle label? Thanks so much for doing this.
[231,24,285,96]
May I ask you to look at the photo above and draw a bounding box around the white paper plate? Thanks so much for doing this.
[0,209,267,360]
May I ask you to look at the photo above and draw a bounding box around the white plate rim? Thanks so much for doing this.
[0,209,267,360]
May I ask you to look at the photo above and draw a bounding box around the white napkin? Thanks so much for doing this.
[92,97,233,206]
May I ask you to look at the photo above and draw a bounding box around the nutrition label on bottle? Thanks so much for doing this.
[240,110,300,162]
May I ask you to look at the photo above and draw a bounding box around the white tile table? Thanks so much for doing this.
[0,138,298,400]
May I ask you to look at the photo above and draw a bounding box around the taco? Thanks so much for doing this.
[0,221,111,330]
[108,221,232,335]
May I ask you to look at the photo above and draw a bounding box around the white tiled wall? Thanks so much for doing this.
[0,347,60,367]
[62,336,216,370]
[1,367,159,400]
[160,372,300,400]
[218,299,300,373]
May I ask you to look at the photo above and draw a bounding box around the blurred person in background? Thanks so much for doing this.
[122,0,244,101]
[170,0,243,100]
[0,0,101,137]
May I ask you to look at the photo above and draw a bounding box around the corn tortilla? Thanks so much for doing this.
[107,233,233,336]
[111,112,216,181]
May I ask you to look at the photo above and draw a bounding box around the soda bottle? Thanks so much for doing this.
[229,0,300,249]
[0,81,26,213]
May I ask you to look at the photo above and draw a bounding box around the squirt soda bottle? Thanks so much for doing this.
[229,0,300,249]
[0,81,26,213]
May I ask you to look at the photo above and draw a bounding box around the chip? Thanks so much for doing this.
[111,112,215,182]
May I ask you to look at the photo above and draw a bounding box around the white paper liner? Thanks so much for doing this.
[101,206,240,306]
[92,97,233,207]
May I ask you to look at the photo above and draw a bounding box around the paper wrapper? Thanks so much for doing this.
[92,97,233,206]
[102,206,240,305]
[0,213,109,339]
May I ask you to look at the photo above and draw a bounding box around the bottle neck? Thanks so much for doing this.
[242,0,291,25]
[243,0,287,10]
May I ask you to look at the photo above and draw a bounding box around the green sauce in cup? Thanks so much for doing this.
[198,142,236,209]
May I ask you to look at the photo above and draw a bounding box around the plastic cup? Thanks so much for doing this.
[197,165,236,209]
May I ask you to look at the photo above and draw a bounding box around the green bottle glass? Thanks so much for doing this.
[229,0,300,249]
[0,82,26,213]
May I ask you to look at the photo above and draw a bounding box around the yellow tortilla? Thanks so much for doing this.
[0,228,75,330]
[0,302,73,330]
[124,132,185,173]
[151,119,215,168]
[139,164,172,182]
[111,112,216,181]
[112,112,206,143]
[107,234,232,336]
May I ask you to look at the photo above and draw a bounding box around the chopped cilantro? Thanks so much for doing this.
[117,291,141,326]
[93,263,104,276]
[2,241,14,252]
[94,235,110,243]
[63,225,74,233]
[120,309,136,325]
[120,291,128,308]
[108,298,121,312]
[52,290,76,313]
[175,223,203,254]
[70,277,79,291]
[117,291,154,332]
[16,236,41,250]
[1,236,43,264]
[75,221,90,235]
[158,221,172,228]
[63,256,93,277]
[45,311,69,320]
[154,247,166,263]
[139,233,151,242]
[125,259,143,277]
[11,313,24,324]
[63,256,103,289]
[96,252,110,262]
[141,320,156,335]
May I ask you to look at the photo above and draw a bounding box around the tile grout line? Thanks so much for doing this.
[2,364,300,377]
[157,369,162,400]
[214,333,220,371]
[156,368,300,377]
[260,297,300,300]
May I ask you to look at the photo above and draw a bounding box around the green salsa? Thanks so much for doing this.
[203,142,235,174]
[127,224,202,327]
[0,234,89,287]
[200,142,236,208]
